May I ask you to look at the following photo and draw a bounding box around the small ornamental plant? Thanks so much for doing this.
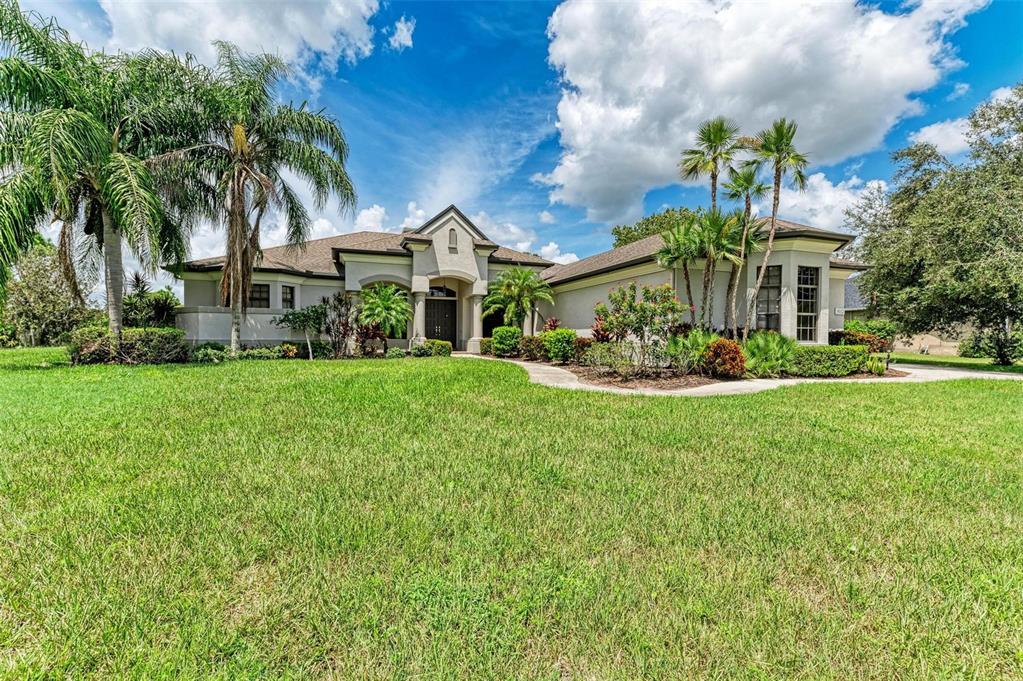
[703,338,745,378]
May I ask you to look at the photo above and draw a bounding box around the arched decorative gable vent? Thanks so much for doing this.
[448,228,458,249]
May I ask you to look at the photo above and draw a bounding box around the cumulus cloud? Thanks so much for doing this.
[753,173,887,230]
[538,210,556,224]
[387,16,416,52]
[909,85,1014,155]
[947,82,971,100]
[354,204,388,231]
[398,201,427,231]
[471,212,578,264]
[540,0,986,223]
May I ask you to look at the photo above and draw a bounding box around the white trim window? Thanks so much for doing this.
[796,266,820,342]
[756,265,782,332]
[281,285,295,309]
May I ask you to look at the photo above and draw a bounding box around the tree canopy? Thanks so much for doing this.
[611,207,697,248]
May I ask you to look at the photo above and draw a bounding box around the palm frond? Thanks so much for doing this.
[0,170,46,287]
[99,151,165,271]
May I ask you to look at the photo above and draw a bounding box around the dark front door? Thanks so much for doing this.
[425,299,456,345]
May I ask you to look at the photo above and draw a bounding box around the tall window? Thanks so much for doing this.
[281,285,295,309]
[248,284,270,309]
[796,266,820,341]
[448,228,457,249]
[756,265,782,332]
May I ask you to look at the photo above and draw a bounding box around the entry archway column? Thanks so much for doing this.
[467,294,484,354]
[412,292,426,344]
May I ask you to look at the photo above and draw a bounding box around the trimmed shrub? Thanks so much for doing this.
[573,336,593,362]
[279,343,299,359]
[703,338,745,378]
[829,329,888,353]
[542,317,561,332]
[410,343,432,357]
[667,329,719,374]
[584,341,635,377]
[542,328,577,363]
[194,341,226,353]
[425,339,452,357]
[492,326,522,357]
[790,344,868,377]
[744,331,796,378]
[70,327,189,365]
[845,318,898,343]
[237,346,283,360]
[386,346,407,359]
[479,337,493,355]
[306,340,333,360]
[518,335,547,361]
[193,347,229,364]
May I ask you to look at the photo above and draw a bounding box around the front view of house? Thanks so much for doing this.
[173,205,865,350]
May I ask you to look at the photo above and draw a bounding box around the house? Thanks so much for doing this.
[172,204,866,350]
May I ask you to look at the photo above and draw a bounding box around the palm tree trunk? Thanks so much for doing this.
[725,265,738,337]
[743,165,782,341]
[305,329,313,360]
[710,169,717,212]
[728,195,753,338]
[228,170,245,353]
[682,263,696,326]
[707,261,717,332]
[101,208,124,338]
[701,257,714,329]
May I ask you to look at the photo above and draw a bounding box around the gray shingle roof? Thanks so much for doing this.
[542,218,854,286]
[845,272,867,311]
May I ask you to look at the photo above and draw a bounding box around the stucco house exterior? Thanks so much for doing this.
[172,204,865,351]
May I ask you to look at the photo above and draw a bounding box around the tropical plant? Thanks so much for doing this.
[359,284,411,339]
[743,331,796,377]
[273,303,326,360]
[679,117,741,211]
[482,266,554,328]
[666,329,719,374]
[385,346,406,359]
[123,286,180,328]
[594,282,685,372]
[723,166,769,336]
[655,213,701,326]
[703,338,745,378]
[0,2,205,334]
[693,209,746,331]
[542,328,577,364]
[743,118,808,340]
[170,42,356,352]
[491,326,522,357]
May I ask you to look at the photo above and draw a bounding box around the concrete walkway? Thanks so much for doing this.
[464,356,1023,398]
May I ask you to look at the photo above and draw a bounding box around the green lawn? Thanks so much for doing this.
[890,351,1023,374]
[2,348,1022,678]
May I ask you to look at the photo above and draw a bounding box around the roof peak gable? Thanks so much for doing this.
[412,204,489,241]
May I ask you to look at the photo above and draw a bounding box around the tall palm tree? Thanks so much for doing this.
[174,42,356,352]
[679,117,741,211]
[0,1,202,334]
[694,209,744,331]
[655,213,701,326]
[723,166,769,336]
[483,266,554,329]
[742,118,808,341]
[359,283,411,338]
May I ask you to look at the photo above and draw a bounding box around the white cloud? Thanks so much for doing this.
[471,211,577,264]
[398,201,427,231]
[540,0,986,223]
[354,204,388,231]
[947,82,971,100]
[909,85,1014,155]
[538,210,556,224]
[387,16,416,52]
[753,173,887,230]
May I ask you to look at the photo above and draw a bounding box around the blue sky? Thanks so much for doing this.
[25,0,1023,267]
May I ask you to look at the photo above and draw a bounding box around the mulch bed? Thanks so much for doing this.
[827,368,909,379]
[564,365,721,390]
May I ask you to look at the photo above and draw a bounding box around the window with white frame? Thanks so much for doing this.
[756,265,781,332]
[281,285,295,309]
[248,283,270,309]
[796,266,820,341]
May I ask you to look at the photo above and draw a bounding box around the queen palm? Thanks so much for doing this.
[742,118,808,340]
[679,117,741,211]
[694,209,744,331]
[0,2,199,333]
[482,266,554,329]
[359,284,411,338]
[655,213,700,326]
[180,42,356,352]
[723,166,769,335]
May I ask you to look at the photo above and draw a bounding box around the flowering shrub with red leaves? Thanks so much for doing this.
[703,338,746,378]
[542,317,561,332]
[573,336,593,361]
[591,316,612,342]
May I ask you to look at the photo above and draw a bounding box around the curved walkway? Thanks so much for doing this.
[466,356,1023,397]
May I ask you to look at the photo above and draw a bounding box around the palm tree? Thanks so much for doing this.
[173,42,356,352]
[359,284,411,338]
[483,266,554,330]
[723,166,769,336]
[679,117,741,211]
[655,214,700,326]
[742,118,808,341]
[0,2,201,334]
[694,209,744,331]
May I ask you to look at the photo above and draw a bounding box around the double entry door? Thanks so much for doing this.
[425,299,456,345]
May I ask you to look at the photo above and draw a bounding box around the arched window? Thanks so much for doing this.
[427,286,456,298]
[448,228,458,249]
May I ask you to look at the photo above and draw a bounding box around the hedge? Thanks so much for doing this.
[790,344,868,377]
[541,328,576,363]
[69,327,189,365]
[424,339,452,356]
[492,326,522,357]
[479,337,493,355]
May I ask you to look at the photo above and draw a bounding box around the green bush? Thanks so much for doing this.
[744,331,796,378]
[194,341,226,353]
[573,336,593,362]
[479,337,493,355]
[583,341,636,377]
[70,327,189,365]
[410,343,432,357]
[279,343,299,359]
[958,326,1022,364]
[124,288,180,327]
[307,340,333,360]
[703,338,745,378]
[518,335,547,361]
[865,355,887,376]
[193,347,229,364]
[425,339,453,357]
[492,326,522,357]
[845,318,898,342]
[386,346,407,359]
[237,346,283,360]
[829,329,889,353]
[542,328,577,363]
[0,322,18,348]
[790,344,868,377]
[666,329,719,374]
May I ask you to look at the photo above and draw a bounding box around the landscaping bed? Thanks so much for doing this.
[565,365,721,390]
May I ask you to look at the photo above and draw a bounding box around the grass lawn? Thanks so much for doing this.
[890,351,1023,374]
[2,347,1022,678]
